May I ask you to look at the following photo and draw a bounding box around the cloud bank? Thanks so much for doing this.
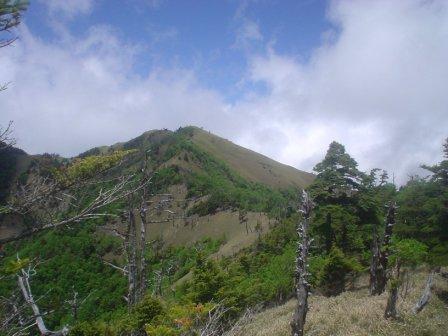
[1,0,447,183]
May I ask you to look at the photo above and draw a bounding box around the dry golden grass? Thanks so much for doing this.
[102,184,277,259]
[238,271,448,336]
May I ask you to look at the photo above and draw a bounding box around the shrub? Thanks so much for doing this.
[315,246,362,296]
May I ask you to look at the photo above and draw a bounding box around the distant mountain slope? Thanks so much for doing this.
[81,126,314,190]
[1,127,313,252]
[179,126,314,189]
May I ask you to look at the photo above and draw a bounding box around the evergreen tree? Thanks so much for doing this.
[309,142,375,255]
[421,137,448,186]
[311,141,365,204]
[1,0,28,91]
[397,138,448,265]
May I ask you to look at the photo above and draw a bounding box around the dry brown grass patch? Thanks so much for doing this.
[237,271,448,336]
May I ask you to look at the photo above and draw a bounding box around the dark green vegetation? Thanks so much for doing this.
[0,129,447,335]
[0,146,27,203]
[157,130,295,217]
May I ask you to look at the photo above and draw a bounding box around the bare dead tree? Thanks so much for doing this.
[125,198,139,307]
[0,293,30,335]
[0,121,16,149]
[15,257,69,335]
[291,190,314,336]
[370,202,397,295]
[413,271,435,314]
[197,303,229,336]
[369,223,381,295]
[254,217,263,241]
[152,269,164,296]
[103,152,181,308]
[151,262,174,296]
[222,306,258,336]
[1,152,148,245]
[238,210,250,235]
[64,287,94,321]
[137,151,151,301]
[384,258,401,319]
[380,202,397,285]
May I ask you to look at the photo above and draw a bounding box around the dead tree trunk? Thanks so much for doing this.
[17,263,68,335]
[138,204,147,301]
[372,202,397,295]
[66,290,79,321]
[239,210,249,235]
[64,288,94,321]
[369,223,381,295]
[384,258,401,319]
[137,151,150,302]
[291,191,314,336]
[413,271,435,314]
[152,270,163,296]
[125,201,138,308]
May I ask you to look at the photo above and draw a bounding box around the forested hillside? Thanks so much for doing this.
[0,129,447,336]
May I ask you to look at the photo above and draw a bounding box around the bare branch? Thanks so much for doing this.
[0,121,16,149]
[1,169,150,244]
[102,260,129,275]
[15,257,69,335]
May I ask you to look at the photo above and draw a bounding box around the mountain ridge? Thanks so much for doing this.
[78,126,314,190]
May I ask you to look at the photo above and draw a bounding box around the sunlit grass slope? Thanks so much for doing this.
[237,271,448,336]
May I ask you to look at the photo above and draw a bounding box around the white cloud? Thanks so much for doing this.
[1,0,447,184]
[236,0,448,182]
[235,19,263,48]
[38,0,93,18]
[0,25,234,156]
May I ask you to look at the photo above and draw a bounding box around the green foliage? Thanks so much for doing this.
[146,238,223,295]
[396,178,448,265]
[109,296,164,333]
[310,141,366,203]
[178,219,298,314]
[144,301,216,336]
[151,166,183,192]
[390,238,428,267]
[186,255,226,303]
[0,0,28,35]
[313,246,362,296]
[55,150,136,186]
[69,321,116,336]
[150,132,295,218]
[0,146,25,204]
[308,142,385,257]
[2,257,29,275]
[421,137,448,186]
[312,204,365,253]
[0,224,127,329]
[3,133,445,334]
[395,139,448,266]
[70,298,216,336]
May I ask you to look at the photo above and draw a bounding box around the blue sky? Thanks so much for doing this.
[24,0,330,101]
[1,0,447,182]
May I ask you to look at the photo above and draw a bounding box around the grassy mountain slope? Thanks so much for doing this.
[237,271,448,336]
[1,127,309,248]
[181,126,315,189]
[78,127,312,255]
[81,126,314,190]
